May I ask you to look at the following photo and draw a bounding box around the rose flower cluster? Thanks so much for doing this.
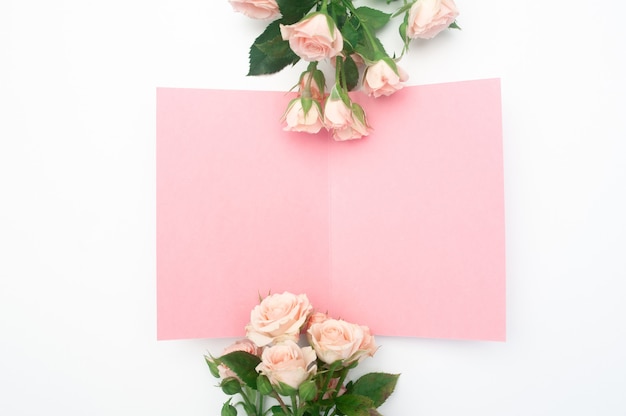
[206,292,398,416]
[228,0,459,140]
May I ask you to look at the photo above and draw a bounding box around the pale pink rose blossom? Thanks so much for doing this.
[280,13,343,61]
[282,98,325,133]
[331,117,370,141]
[255,340,318,389]
[218,339,262,379]
[298,72,325,102]
[362,60,409,98]
[306,311,329,330]
[228,0,280,20]
[324,96,370,141]
[307,318,372,364]
[324,95,352,128]
[351,325,378,362]
[246,292,313,346]
[407,0,459,39]
[324,96,353,129]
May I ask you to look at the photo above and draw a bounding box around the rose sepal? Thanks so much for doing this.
[204,354,221,378]
[220,377,243,395]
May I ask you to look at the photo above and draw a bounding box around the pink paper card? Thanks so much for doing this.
[157,79,505,341]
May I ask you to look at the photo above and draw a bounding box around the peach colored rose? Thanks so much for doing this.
[246,292,313,346]
[352,325,378,362]
[407,0,459,39]
[330,53,364,68]
[228,0,280,20]
[218,339,262,379]
[282,98,325,133]
[298,71,326,103]
[307,318,374,365]
[362,60,409,98]
[255,340,317,389]
[305,311,329,330]
[323,377,347,399]
[324,94,370,141]
[324,94,351,127]
[280,13,343,62]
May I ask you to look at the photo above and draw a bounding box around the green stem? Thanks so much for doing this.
[331,368,349,401]
[240,388,257,416]
[320,367,337,416]
[302,61,318,99]
[290,393,299,416]
[272,392,291,416]
[320,368,336,399]
[334,56,344,91]
[340,0,388,60]
[320,0,328,14]
[257,392,264,416]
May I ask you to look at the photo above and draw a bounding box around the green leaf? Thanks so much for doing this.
[248,21,299,76]
[350,373,400,408]
[343,54,359,92]
[340,18,361,52]
[328,1,348,28]
[354,31,388,63]
[276,0,317,24]
[270,405,288,415]
[219,351,262,389]
[346,14,389,63]
[354,7,391,32]
[335,393,375,416]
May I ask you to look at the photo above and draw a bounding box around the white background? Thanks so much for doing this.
[1,1,625,414]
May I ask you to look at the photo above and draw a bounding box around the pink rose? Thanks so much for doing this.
[218,339,262,379]
[246,292,313,346]
[323,377,347,399]
[282,98,325,133]
[330,53,364,68]
[228,0,280,20]
[256,340,317,390]
[324,92,370,141]
[305,311,329,330]
[362,60,409,98]
[407,0,459,40]
[353,325,378,362]
[307,318,376,365]
[280,13,343,61]
[298,70,326,103]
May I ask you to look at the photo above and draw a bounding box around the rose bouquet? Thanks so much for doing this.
[228,0,460,140]
[205,292,399,416]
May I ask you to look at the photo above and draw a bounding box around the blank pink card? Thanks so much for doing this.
[157,78,505,341]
